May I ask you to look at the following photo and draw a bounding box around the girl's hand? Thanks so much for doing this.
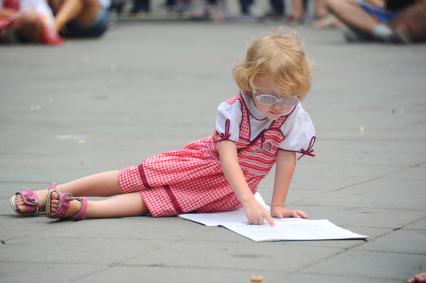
[271,206,308,219]
[243,199,275,226]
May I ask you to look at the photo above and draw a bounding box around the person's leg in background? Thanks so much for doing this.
[289,0,303,22]
[314,0,327,19]
[131,0,151,14]
[48,0,99,33]
[312,0,341,28]
[239,0,254,15]
[270,0,285,17]
[325,0,398,42]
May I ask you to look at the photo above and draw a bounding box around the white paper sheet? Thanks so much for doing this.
[178,193,367,242]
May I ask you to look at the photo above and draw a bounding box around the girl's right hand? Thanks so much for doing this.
[243,199,275,226]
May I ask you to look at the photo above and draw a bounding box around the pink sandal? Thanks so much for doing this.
[46,189,88,221]
[9,183,56,216]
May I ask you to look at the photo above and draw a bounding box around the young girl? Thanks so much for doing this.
[9,30,315,225]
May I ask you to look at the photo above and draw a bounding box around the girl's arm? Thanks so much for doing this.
[217,140,274,225]
[271,150,308,218]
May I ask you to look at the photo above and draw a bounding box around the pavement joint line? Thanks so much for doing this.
[290,203,426,212]
[341,225,393,230]
[172,237,353,247]
[29,235,246,243]
[342,224,417,230]
[78,247,348,276]
[0,259,107,266]
[379,214,426,232]
[291,161,426,206]
[344,215,426,246]
[96,262,293,273]
[0,224,60,243]
[170,237,307,244]
[297,271,406,282]
[400,118,426,129]
[354,249,426,256]
[0,234,179,242]
[70,265,116,283]
[277,248,347,276]
[338,215,426,242]
[403,227,426,231]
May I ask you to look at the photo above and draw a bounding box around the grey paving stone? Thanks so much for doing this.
[291,205,426,230]
[280,272,402,283]
[73,265,285,283]
[296,171,426,211]
[405,217,426,231]
[125,240,342,273]
[279,226,386,249]
[355,229,426,254]
[0,214,55,242]
[0,235,173,265]
[35,217,245,242]
[302,250,426,281]
[0,262,105,283]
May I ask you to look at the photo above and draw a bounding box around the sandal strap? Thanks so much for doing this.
[10,183,58,217]
[46,190,88,221]
[12,189,40,216]
[19,189,39,207]
[47,190,73,219]
[71,197,88,221]
[47,183,57,191]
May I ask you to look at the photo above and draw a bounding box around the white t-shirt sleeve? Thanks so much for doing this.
[215,99,242,142]
[279,104,316,158]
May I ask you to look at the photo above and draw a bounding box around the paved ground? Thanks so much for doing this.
[0,21,425,283]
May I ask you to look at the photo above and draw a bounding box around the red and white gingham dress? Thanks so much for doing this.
[118,95,303,217]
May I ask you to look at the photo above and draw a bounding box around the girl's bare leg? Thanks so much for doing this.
[15,170,123,213]
[49,191,149,218]
[56,171,122,197]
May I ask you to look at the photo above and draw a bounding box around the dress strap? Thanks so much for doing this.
[269,114,287,130]
[269,103,298,130]
[238,94,251,142]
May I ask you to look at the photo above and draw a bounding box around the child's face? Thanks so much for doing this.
[251,75,299,120]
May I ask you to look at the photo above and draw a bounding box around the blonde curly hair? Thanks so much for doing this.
[233,30,312,100]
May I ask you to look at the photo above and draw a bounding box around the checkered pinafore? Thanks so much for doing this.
[118,95,289,217]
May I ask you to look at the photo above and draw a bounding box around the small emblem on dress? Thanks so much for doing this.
[262,141,273,152]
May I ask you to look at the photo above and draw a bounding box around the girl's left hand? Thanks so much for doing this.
[271,206,308,219]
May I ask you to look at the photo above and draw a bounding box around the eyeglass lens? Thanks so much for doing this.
[256,94,298,106]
